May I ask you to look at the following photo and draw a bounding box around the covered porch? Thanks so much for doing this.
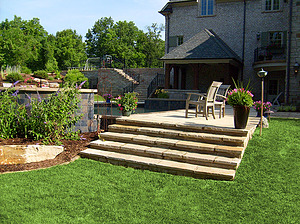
[161,29,242,94]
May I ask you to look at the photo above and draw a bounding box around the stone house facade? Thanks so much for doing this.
[160,0,300,105]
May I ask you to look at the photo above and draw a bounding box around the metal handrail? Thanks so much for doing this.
[147,73,165,97]
[254,46,286,62]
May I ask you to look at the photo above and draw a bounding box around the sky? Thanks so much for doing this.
[0,0,167,39]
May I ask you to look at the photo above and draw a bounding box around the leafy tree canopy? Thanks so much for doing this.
[0,16,165,71]
[85,17,165,68]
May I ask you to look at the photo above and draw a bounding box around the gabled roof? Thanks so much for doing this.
[161,29,242,63]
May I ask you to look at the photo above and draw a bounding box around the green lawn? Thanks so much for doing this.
[0,118,299,223]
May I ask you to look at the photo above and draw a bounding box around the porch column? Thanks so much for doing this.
[165,64,172,89]
[181,67,186,89]
[174,65,179,89]
[191,64,202,90]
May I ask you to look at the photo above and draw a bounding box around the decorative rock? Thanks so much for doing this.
[0,145,64,165]
[258,117,269,128]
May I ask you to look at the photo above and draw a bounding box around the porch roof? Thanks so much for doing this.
[161,29,242,64]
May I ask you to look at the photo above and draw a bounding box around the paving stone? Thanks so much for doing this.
[163,149,187,160]
[145,147,168,158]
[90,140,126,150]
[120,144,150,155]
[214,145,244,157]
[157,160,198,174]
[156,138,180,147]
[101,132,137,141]
[194,165,235,180]
[183,152,216,163]
[132,135,159,144]
[176,141,215,152]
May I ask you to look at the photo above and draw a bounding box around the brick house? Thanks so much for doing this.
[159,0,300,105]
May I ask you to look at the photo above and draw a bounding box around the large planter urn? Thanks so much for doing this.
[122,110,132,116]
[233,106,250,129]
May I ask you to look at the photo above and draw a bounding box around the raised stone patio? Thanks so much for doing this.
[80,108,260,180]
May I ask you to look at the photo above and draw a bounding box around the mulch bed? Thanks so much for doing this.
[0,132,99,173]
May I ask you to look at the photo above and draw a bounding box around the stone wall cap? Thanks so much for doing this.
[0,87,97,93]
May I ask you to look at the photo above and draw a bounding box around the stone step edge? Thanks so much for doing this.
[99,132,245,158]
[80,148,236,181]
[115,118,252,137]
[90,140,241,170]
[108,124,246,146]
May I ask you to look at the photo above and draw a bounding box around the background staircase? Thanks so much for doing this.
[80,117,255,180]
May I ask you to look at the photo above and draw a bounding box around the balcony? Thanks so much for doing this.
[253,46,286,71]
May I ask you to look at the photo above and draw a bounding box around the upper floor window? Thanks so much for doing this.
[169,36,184,48]
[269,31,283,47]
[264,0,280,11]
[177,36,183,46]
[199,0,215,16]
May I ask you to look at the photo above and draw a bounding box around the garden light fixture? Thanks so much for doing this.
[294,62,299,75]
[257,68,268,136]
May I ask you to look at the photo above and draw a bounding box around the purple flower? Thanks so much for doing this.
[12,80,20,87]
[54,90,60,96]
[25,93,31,101]
[78,80,87,89]
[37,91,42,102]
[12,90,19,97]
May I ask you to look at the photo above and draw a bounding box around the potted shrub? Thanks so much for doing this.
[114,92,138,116]
[226,80,254,129]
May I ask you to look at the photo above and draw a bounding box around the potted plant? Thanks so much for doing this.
[103,93,113,103]
[114,92,138,116]
[253,101,272,117]
[226,80,254,129]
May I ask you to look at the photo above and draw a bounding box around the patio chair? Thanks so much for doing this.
[214,85,231,118]
[185,81,223,120]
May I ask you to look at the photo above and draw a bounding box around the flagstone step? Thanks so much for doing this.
[80,148,236,180]
[89,140,241,169]
[116,118,252,137]
[99,132,244,158]
[108,124,246,147]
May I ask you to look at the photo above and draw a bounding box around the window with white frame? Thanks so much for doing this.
[265,0,280,11]
[269,31,284,47]
[199,0,215,16]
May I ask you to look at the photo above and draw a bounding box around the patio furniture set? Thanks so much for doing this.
[185,81,231,120]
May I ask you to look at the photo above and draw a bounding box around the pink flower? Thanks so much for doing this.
[118,104,121,107]
[120,107,123,111]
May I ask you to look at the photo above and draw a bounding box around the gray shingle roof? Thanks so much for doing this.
[161,29,242,62]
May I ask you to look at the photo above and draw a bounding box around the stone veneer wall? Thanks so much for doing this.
[289,0,300,105]
[65,68,164,98]
[9,87,97,133]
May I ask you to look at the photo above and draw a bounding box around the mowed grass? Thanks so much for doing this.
[0,118,299,223]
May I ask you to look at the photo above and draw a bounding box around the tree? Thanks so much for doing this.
[85,17,165,68]
[85,17,115,58]
[0,16,48,71]
[55,29,87,70]
[143,23,165,68]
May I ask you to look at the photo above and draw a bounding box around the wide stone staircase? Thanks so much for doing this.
[80,117,255,180]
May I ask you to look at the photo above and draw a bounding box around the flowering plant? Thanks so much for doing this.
[114,92,138,112]
[253,101,272,112]
[155,89,169,98]
[103,93,113,99]
[226,79,254,107]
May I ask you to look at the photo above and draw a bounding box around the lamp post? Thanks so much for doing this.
[257,68,268,136]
